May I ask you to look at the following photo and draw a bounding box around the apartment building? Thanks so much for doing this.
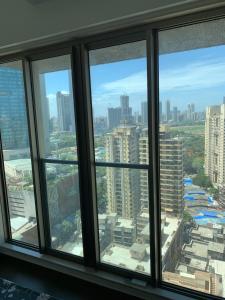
[205,104,225,185]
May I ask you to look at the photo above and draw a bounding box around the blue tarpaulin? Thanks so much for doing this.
[183,178,192,185]
[187,191,205,195]
[183,195,195,200]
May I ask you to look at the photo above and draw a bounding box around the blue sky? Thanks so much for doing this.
[45,44,225,118]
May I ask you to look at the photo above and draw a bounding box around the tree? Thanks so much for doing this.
[183,210,193,223]
[61,220,75,242]
[193,173,212,188]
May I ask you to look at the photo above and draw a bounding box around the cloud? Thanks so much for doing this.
[160,58,225,92]
[47,93,56,100]
[102,71,147,95]
[94,57,225,98]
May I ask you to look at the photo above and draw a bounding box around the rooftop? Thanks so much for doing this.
[189,258,207,271]
[101,244,150,274]
[192,226,214,240]
[183,241,208,259]
[208,242,225,253]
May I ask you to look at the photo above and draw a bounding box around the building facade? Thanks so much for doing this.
[205,104,225,186]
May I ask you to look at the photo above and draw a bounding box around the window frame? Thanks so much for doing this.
[0,6,225,300]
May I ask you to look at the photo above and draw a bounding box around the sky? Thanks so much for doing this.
[45,44,225,118]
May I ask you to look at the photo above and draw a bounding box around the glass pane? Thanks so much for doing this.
[159,19,225,298]
[96,167,150,275]
[45,163,83,256]
[0,61,38,245]
[32,55,77,160]
[89,41,148,164]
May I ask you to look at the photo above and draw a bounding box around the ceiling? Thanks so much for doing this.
[0,0,225,55]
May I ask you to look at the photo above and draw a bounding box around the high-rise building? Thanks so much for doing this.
[105,125,139,219]
[56,91,75,132]
[139,129,149,211]
[120,95,132,124]
[205,104,225,185]
[160,126,184,217]
[166,100,171,122]
[172,106,178,122]
[159,101,162,121]
[141,102,147,125]
[187,103,195,121]
[0,66,29,150]
[138,126,184,217]
[107,107,121,129]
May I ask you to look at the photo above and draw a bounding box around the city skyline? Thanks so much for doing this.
[45,44,225,118]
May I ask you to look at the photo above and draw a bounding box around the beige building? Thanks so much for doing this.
[163,271,223,296]
[205,104,225,185]
[105,125,139,219]
[160,126,184,217]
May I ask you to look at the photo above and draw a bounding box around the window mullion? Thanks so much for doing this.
[71,45,99,267]
[0,132,12,241]
[147,29,161,285]
[22,58,46,251]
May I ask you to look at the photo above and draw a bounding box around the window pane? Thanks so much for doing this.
[89,41,148,164]
[0,61,38,245]
[96,167,150,275]
[32,56,77,160]
[45,163,83,256]
[159,19,225,297]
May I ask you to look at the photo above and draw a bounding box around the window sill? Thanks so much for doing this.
[0,243,194,300]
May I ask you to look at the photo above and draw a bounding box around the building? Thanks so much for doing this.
[105,125,139,219]
[107,107,121,129]
[120,95,132,124]
[0,65,29,150]
[163,271,223,296]
[165,100,171,122]
[113,218,136,246]
[141,101,147,125]
[160,126,184,217]
[172,106,178,122]
[187,103,195,121]
[56,91,75,132]
[139,129,149,211]
[205,104,225,185]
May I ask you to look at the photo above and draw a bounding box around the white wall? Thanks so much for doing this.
[0,0,225,54]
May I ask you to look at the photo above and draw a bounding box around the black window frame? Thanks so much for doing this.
[0,6,225,300]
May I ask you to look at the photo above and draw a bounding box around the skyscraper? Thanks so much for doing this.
[106,125,139,218]
[107,107,121,129]
[120,95,132,124]
[159,101,162,121]
[141,102,147,125]
[172,106,178,122]
[138,126,184,217]
[0,65,29,149]
[166,100,171,122]
[56,91,75,132]
[205,104,225,185]
[160,126,184,217]
[139,129,149,211]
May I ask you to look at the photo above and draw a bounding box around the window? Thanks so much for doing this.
[0,11,225,300]
[159,18,225,298]
[32,55,83,256]
[89,41,150,274]
[0,61,39,246]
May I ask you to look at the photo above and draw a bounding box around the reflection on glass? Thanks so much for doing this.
[159,19,225,297]
[32,55,77,160]
[96,167,150,275]
[89,41,148,164]
[45,163,83,256]
[0,61,38,245]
